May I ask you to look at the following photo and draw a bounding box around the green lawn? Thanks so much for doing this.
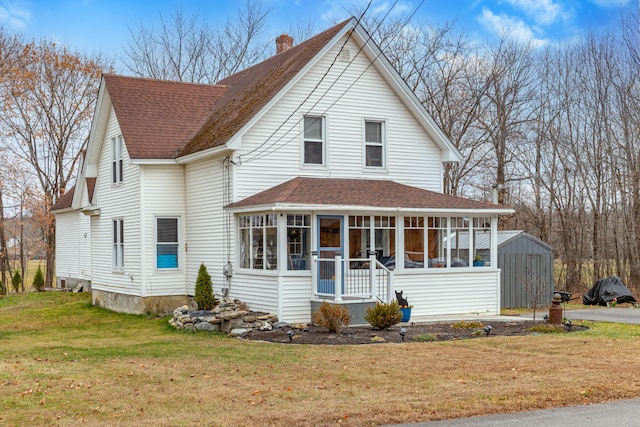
[2,292,640,426]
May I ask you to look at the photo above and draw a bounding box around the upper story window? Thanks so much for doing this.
[156,217,179,269]
[112,135,123,184]
[303,116,324,165]
[365,121,384,167]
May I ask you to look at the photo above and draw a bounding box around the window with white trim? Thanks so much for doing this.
[303,116,324,165]
[239,214,278,270]
[287,214,310,270]
[113,218,124,270]
[112,135,123,184]
[365,121,384,167]
[156,217,179,269]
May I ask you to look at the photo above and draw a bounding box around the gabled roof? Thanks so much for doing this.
[225,177,511,213]
[104,74,227,159]
[180,18,352,157]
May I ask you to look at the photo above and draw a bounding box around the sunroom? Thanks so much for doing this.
[226,177,513,319]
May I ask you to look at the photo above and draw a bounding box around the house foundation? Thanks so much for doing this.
[92,289,195,316]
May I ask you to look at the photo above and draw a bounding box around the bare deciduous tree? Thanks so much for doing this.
[0,40,108,287]
[122,1,271,83]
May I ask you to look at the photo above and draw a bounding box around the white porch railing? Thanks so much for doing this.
[312,253,393,302]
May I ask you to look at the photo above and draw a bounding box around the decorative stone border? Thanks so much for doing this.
[169,297,280,337]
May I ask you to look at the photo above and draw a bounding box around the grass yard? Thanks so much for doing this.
[2,293,640,426]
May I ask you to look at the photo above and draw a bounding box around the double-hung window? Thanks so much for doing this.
[112,135,123,184]
[113,218,124,270]
[365,121,384,167]
[303,116,324,165]
[156,217,179,269]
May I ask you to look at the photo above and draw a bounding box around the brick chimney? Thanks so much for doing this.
[276,34,294,54]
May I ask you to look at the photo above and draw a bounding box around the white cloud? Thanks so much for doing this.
[479,7,547,47]
[505,0,563,25]
[590,0,631,6]
[0,0,31,31]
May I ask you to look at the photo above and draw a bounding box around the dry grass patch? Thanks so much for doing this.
[2,293,640,426]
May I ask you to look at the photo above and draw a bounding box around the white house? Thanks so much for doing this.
[52,18,513,322]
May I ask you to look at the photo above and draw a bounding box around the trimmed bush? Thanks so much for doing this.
[194,263,215,310]
[365,300,402,330]
[11,270,21,293]
[312,301,351,334]
[33,265,45,291]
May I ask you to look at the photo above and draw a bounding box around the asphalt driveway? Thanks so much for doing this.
[523,307,640,324]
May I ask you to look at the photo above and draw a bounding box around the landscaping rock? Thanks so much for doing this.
[169,297,280,336]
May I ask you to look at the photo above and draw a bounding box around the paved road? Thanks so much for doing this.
[388,398,640,426]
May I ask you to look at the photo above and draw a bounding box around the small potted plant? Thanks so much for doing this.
[395,291,412,322]
[473,254,484,267]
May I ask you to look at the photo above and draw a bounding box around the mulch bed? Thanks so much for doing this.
[244,320,588,345]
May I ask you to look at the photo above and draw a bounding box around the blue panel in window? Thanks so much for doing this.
[157,254,178,269]
[157,244,178,268]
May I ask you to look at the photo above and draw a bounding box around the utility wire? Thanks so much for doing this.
[236,0,374,164]
[243,0,424,164]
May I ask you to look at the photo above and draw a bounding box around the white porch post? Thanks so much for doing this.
[369,251,376,298]
[334,254,343,302]
[311,251,318,298]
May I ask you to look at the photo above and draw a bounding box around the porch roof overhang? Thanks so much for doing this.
[224,177,514,216]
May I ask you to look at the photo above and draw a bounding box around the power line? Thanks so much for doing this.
[243,0,425,164]
[236,0,374,164]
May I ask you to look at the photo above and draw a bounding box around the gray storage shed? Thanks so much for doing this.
[496,231,554,309]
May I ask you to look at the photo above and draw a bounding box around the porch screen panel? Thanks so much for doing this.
[450,217,470,267]
[473,217,491,267]
[428,217,447,268]
[375,216,395,263]
[348,216,370,269]
[404,217,424,268]
[287,215,310,270]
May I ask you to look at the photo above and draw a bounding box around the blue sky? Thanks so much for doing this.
[0,0,634,72]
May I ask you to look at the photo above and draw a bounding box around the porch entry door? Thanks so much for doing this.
[317,216,344,295]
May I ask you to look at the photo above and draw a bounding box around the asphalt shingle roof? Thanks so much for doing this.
[104,75,227,159]
[103,18,351,160]
[225,177,501,210]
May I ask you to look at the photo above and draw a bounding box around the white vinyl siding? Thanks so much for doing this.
[55,210,91,282]
[140,165,187,296]
[90,107,141,296]
[232,36,443,203]
[184,157,226,294]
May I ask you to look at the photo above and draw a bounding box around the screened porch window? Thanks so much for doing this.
[404,217,424,268]
[239,214,277,270]
[428,217,447,268]
[287,214,310,270]
[348,215,395,269]
[472,218,491,266]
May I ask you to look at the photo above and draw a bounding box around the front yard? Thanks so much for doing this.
[2,292,640,426]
